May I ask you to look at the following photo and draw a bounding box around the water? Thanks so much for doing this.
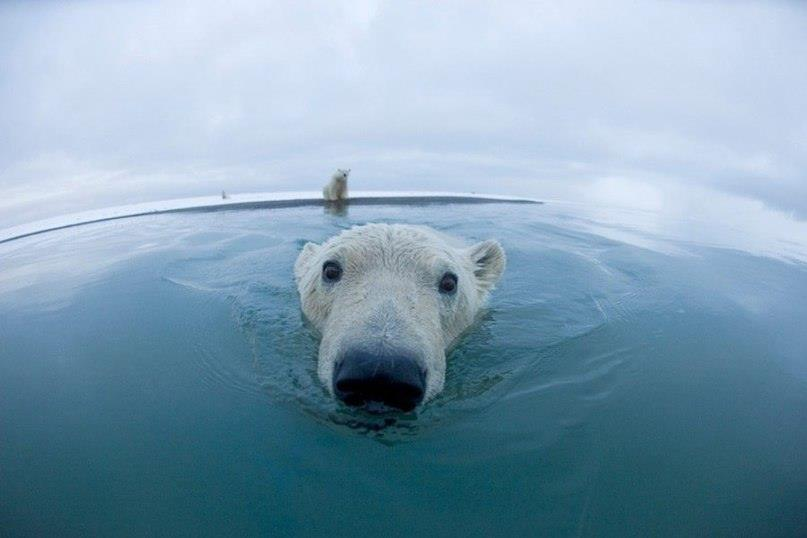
[1,202,805,536]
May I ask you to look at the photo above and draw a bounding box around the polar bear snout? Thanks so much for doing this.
[333,350,426,412]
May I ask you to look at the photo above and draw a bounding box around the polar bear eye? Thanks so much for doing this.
[322,261,343,282]
[439,272,458,294]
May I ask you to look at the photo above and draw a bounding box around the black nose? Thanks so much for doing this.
[333,351,426,412]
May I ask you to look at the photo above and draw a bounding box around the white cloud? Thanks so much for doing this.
[1,0,806,227]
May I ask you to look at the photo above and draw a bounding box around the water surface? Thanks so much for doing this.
[1,202,805,536]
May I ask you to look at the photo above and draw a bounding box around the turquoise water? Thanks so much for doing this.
[1,202,805,536]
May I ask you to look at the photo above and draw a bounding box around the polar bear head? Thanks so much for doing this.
[294,223,505,411]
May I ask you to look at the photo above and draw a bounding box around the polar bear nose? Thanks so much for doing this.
[333,351,426,412]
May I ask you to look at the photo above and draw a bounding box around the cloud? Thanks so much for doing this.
[1,0,806,226]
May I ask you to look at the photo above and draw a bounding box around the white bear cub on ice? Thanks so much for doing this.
[295,223,505,412]
[323,169,350,202]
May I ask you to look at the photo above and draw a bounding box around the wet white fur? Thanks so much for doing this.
[323,169,350,201]
[294,223,505,401]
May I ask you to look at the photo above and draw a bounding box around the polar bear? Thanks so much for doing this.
[323,169,350,202]
[295,223,506,411]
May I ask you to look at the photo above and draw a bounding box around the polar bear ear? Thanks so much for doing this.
[467,239,506,292]
[294,242,321,283]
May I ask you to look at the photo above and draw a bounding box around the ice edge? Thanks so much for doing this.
[0,191,542,245]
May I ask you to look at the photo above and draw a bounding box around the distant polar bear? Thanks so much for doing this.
[295,223,506,411]
[323,169,350,201]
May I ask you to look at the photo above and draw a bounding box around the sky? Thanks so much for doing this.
[1,0,806,228]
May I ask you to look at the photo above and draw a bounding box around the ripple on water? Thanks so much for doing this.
[157,207,658,442]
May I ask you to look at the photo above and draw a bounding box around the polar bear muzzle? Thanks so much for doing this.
[333,350,426,411]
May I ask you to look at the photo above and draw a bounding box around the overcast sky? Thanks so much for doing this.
[1,0,806,227]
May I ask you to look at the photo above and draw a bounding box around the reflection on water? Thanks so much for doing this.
[1,202,806,535]
[323,200,349,217]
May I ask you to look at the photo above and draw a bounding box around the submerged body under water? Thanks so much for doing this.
[0,201,805,536]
